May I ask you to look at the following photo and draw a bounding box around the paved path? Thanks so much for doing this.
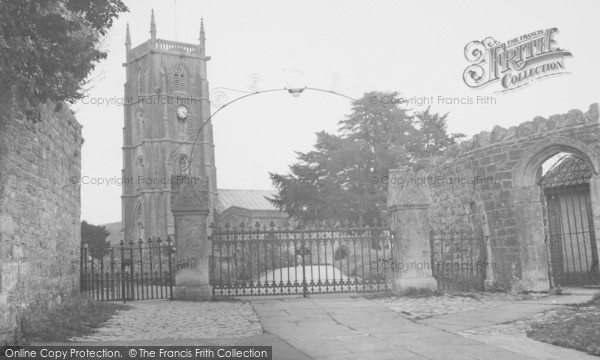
[40,289,598,359]
[250,291,597,360]
[452,290,599,360]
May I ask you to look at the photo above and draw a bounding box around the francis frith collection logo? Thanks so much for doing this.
[463,28,572,92]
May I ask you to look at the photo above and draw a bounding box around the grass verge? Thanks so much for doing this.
[21,295,130,343]
[527,292,600,356]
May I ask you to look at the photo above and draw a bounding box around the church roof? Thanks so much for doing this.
[100,189,281,243]
[215,189,278,213]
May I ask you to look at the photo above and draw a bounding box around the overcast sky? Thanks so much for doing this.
[73,0,600,225]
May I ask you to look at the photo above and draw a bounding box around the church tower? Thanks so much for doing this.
[122,12,217,242]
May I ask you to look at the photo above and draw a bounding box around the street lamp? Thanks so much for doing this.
[287,87,306,97]
[285,69,306,97]
[171,78,356,172]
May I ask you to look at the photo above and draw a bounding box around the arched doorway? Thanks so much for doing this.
[540,153,600,286]
[512,137,600,290]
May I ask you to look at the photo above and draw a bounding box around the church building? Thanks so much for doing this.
[115,12,286,243]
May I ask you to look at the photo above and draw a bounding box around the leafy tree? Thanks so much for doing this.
[81,220,111,259]
[269,91,464,225]
[0,0,127,120]
[408,107,462,164]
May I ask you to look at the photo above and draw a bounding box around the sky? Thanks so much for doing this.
[73,0,600,225]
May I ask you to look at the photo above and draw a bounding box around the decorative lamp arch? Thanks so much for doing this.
[168,87,356,175]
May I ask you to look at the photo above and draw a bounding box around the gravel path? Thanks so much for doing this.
[71,300,262,341]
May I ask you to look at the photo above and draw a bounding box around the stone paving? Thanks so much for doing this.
[250,292,598,360]
[58,289,600,359]
[373,292,547,320]
[70,300,262,341]
[252,296,523,359]
[453,289,600,360]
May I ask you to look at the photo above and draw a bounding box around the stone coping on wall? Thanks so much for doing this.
[435,103,599,167]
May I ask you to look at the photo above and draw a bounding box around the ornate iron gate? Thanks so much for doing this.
[80,237,175,301]
[210,222,394,296]
[541,154,600,287]
[430,229,487,291]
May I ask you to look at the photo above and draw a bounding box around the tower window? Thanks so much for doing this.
[136,108,144,141]
[135,201,144,241]
[136,68,143,95]
[173,65,187,92]
[136,156,144,186]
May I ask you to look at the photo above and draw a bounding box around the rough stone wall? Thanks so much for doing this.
[420,104,600,289]
[0,93,82,345]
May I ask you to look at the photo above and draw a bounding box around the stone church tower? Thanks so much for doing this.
[121,12,217,242]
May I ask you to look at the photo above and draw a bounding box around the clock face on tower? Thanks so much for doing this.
[176,105,188,120]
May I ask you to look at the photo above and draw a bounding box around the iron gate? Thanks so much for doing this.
[80,237,175,301]
[541,154,600,287]
[210,222,394,296]
[430,229,487,291]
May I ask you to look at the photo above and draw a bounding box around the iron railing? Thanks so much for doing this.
[80,237,175,302]
[210,222,394,296]
[544,184,600,286]
[541,154,600,287]
[430,229,486,291]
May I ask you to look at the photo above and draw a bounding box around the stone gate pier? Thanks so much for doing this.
[387,168,438,291]
[170,175,212,300]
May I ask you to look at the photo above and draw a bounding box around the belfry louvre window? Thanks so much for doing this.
[173,65,187,92]
[136,68,143,95]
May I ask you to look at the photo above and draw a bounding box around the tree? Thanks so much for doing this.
[81,220,111,259]
[407,106,463,167]
[0,0,128,120]
[269,91,463,226]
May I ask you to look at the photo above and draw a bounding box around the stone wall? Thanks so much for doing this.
[0,93,82,345]
[390,103,600,291]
